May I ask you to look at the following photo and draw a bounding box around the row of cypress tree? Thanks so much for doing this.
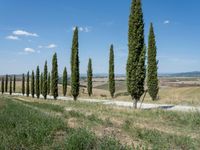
[20,53,59,100]
[1,75,16,95]
[1,0,158,108]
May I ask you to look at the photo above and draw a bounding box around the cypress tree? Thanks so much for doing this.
[36,66,40,99]
[47,72,51,95]
[109,45,115,98]
[40,73,43,95]
[13,75,16,93]
[71,27,80,101]
[22,74,25,95]
[31,71,35,98]
[9,76,12,95]
[51,53,58,100]
[62,67,67,96]
[1,77,4,94]
[87,58,93,97]
[43,61,48,99]
[5,74,8,92]
[26,71,30,97]
[126,0,146,109]
[147,23,159,100]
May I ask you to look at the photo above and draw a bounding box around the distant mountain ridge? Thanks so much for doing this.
[159,71,200,77]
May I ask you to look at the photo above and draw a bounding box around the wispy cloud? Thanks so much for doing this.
[5,35,19,40]
[163,20,170,24]
[13,30,39,37]
[38,44,57,49]
[24,47,35,53]
[46,44,57,48]
[72,26,92,32]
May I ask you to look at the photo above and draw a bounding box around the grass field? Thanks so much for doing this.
[1,95,200,149]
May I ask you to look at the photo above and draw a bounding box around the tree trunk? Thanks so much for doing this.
[132,96,138,109]
[73,96,77,101]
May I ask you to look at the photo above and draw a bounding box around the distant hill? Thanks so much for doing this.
[159,71,200,77]
[1,72,200,79]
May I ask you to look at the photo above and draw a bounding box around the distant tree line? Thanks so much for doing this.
[0,0,159,109]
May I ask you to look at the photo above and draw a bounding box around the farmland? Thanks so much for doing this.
[11,76,200,106]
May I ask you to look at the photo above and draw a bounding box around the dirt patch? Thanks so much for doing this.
[92,125,136,147]
[68,118,79,128]
[65,107,73,111]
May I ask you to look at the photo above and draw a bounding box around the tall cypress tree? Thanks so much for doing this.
[26,71,30,97]
[36,66,40,99]
[22,74,25,95]
[147,23,159,100]
[62,67,67,96]
[109,45,115,98]
[47,72,51,95]
[126,0,146,109]
[13,75,16,93]
[31,71,35,98]
[5,74,8,92]
[51,53,58,100]
[40,73,43,95]
[9,76,12,95]
[87,58,93,97]
[43,61,48,99]
[1,77,4,94]
[71,27,80,101]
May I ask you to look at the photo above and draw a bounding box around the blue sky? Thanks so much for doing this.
[0,0,200,75]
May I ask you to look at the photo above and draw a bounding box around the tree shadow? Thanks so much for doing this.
[142,105,174,110]
[158,105,174,110]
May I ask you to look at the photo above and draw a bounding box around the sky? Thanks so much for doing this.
[0,0,200,75]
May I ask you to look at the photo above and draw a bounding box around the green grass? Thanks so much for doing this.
[15,99,65,113]
[1,95,200,149]
[65,128,130,150]
[123,124,198,150]
[0,97,66,149]
[0,96,129,149]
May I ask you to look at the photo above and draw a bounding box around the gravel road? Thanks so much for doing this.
[7,93,200,112]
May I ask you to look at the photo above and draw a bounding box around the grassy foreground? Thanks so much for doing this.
[0,95,200,149]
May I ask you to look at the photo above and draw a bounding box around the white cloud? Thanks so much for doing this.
[164,20,170,24]
[79,27,84,32]
[6,35,19,40]
[46,44,57,49]
[72,26,92,32]
[13,30,38,37]
[24,48,35,53]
